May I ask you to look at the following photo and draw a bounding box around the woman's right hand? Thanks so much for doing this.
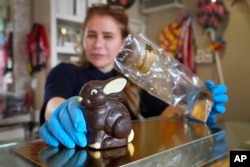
[39,96,87,148]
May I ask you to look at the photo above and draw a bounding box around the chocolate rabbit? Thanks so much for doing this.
[79,77,134,149]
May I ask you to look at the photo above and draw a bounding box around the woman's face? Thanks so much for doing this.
[83,15,124,73]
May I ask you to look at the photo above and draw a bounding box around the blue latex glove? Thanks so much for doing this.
[39,96,87,148]
[205,80,229,121]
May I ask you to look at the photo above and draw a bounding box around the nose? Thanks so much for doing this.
[93,36,104,49]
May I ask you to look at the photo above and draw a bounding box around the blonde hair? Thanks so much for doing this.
[74,4,141,118]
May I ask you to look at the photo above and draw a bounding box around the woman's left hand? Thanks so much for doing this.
[205,80,229,121]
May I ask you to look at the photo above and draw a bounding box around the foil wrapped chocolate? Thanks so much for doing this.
[79,77,134,149]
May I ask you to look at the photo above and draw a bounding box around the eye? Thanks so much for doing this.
[87,33,96,39]
[104,35,113,40]
[90,89,98,95]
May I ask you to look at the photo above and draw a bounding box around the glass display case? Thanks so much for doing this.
[0,116,228,167]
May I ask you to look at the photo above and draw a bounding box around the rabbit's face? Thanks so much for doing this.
[80,81,107,107]
[79,77,127,108]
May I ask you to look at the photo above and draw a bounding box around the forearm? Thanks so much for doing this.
[45,97,66,120]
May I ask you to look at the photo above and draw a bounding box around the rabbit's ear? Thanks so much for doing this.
[103,77,127,95]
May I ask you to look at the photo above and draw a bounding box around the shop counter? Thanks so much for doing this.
[0,116,231,166]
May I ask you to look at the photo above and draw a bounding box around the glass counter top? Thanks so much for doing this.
[0,116,231,167]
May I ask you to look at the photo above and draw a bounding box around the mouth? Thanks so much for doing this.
[91,53,104,58]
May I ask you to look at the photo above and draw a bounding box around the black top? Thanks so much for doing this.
[40,63,168,124]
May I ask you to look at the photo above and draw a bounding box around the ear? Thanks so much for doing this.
[103,77,127,95]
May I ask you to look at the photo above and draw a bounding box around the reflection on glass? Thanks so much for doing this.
[39,143,134,167]
[39,146,87,167]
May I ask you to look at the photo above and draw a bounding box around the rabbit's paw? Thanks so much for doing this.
[128,129,134,143]
[89,142,101,149]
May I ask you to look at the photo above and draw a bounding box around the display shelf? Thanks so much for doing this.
[0,113,33,143]
[33,0,86,67]
[0,91,17,96]
[69,56,80,62]
[56,46,76,54]
[53,1,85,67]
[56,13,84,24]
[0,124,26,142]
[141,0,184,14]
[0,114,31,126]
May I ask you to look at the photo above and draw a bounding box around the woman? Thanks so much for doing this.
[39,4,228,148]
